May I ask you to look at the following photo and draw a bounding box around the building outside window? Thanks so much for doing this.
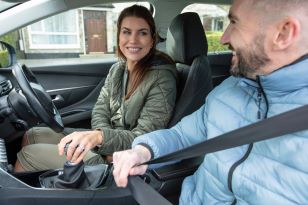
[28,10,79,49]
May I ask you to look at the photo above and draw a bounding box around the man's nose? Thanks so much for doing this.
[220,30,229,45]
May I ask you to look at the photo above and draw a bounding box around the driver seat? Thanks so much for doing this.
[167,12,213,127]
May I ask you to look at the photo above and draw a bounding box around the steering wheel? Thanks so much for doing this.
[12,63,64,132]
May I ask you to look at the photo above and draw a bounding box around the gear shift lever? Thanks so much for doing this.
[53,143,90,189]
[54,161,90,188]
[39,143,111,189]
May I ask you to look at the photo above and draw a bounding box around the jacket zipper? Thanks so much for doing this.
[121,68,129,128]
[228,76,269,205]
[257,88,262,119]
[256,76,269,119]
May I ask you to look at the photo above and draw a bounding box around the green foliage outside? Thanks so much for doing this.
[0,50,8,68]
[0,33,14,68]
[0,31,22,67]
[206,31,229,53]
[0,31,18,49]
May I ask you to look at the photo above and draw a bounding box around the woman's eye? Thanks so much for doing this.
[140,31,148,36]
[122,30,130,35]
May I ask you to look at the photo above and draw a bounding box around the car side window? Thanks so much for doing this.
[0,2,151,66]
[182,3,230,53]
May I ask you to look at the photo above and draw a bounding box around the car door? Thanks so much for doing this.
[0,52,116,129]
[26,60,116,128]
[208,52,232,87]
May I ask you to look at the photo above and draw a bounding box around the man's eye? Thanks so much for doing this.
[230,19,236,24]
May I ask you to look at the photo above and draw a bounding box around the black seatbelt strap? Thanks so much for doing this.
[128,105,308,205]
[144,104,308,165]
[128,176,172,205]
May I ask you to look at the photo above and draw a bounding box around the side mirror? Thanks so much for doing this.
[0,41,16,68]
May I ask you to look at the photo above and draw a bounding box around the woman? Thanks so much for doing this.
[15,5,177,171]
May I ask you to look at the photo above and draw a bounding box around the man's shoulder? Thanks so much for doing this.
[212,76,240,93]
[206,76,248,104]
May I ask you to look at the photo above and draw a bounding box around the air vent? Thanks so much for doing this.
[0,80,13,96]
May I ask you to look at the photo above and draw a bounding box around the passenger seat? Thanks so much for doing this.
[166,12,213,127]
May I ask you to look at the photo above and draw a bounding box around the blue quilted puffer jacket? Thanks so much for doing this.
[133,57,308,205]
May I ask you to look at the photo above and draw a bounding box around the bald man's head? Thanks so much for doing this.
[251,0,308,21]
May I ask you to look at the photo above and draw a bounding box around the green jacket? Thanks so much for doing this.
[91,60,177,155]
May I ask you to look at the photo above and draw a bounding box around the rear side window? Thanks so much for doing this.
[182,4,230,53]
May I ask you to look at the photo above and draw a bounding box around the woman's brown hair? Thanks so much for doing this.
[116,4,174,99]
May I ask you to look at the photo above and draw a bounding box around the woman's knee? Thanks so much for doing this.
[21,131,30,147]
[17,144,64,171]
[16,145,40,171]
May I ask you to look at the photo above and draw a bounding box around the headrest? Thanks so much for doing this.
[166,12,208,65]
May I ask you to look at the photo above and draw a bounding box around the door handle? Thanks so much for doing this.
[52,94,64,104]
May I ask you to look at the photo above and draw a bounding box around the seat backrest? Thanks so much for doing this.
[167,12,213,127]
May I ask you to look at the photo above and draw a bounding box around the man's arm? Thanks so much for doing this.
[113,103,208,187]
[133,103,208,159]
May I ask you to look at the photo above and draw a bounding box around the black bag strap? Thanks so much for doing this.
[128,105,308,205]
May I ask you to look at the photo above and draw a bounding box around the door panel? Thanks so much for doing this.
[1,60,116,129]
[208,52,232,87]
[29,64,109,109]
[30,61,115,128]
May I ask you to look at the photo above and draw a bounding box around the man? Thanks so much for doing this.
[112,0,308,204]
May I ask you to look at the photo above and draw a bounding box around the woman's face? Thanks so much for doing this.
[119,16,154,69]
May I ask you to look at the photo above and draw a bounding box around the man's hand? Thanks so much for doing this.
[58,130,103,164]
[113,145,151,187]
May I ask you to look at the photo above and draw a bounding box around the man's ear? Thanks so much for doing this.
[272,17,300,50]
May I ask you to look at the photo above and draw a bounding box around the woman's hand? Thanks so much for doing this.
[113,145,151,187]
[58,130,103,164]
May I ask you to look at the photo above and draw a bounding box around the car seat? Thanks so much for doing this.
[166,12,213,127]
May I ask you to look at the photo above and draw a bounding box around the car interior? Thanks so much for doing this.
[0,0,232,204]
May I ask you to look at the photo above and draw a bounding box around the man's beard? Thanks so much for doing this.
[230,34,270,79]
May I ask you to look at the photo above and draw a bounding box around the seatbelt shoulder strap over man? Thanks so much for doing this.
[128,105,308,205]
